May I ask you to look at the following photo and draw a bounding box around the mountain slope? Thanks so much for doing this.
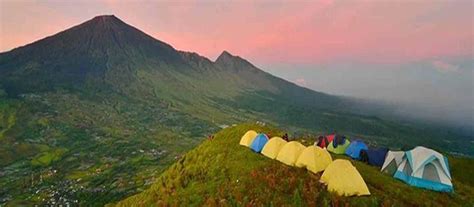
[0,15,183,94]
[114,124,474,206]
[0,15,343,122]
[0,15,337,107]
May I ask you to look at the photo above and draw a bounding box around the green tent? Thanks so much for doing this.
[327,139,351,154]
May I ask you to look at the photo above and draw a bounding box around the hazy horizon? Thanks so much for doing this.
[1,0,472,128]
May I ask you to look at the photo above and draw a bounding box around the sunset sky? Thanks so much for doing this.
[0,0,473,124]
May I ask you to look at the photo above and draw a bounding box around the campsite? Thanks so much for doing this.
[240,125,455,195]
[115,123,474,206]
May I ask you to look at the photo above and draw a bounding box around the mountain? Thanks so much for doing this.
[0,15,182,94]
[0,15,472,206]
[114,124,474,206]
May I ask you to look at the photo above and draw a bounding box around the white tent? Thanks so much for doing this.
[381,151,405,175]
[393,146,453,192]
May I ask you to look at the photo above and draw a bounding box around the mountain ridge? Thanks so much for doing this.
[215,50,259,71]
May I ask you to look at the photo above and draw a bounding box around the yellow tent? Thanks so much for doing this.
[261,137,288,159]
[295,146,332,173]
[321,159,370,196]
[239,130,258,147]
[276,141,306,166]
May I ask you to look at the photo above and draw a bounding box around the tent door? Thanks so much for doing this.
[383,160,398,175]
[422,163,441,182]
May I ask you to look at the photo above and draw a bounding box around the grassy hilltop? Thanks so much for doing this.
[114,123,474,206]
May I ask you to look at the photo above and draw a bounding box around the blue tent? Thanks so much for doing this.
[361,148,388,167]
[250,133,269,153]
[345,140,368,159]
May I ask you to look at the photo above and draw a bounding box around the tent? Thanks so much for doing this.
[393,146,453,192]
[321,159,371,196]
[276,141,306,166]
[361,148,389,167]
[262,137,287,159]
[295,146,332,173]
[327,136,351,154]
[326,134,335,142]
[345,140,368,160]
[315,134,335,148]
[250,133,269,153]
[239,130,258,147]
[381,150,405,175]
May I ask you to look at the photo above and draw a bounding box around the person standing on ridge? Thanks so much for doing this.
[283,133,289,141]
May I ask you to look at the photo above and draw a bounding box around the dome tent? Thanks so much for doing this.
[393,146,453,192]
[276,141,306,166]
[250,133,269,153]
[345,140,368,160]
[262,137,287,159]
[321,159,370,196]
[327,135,350,154]
[360,148,389,167]
[381,150,405,175]
[295,146,332,173]
[239,130,258,147]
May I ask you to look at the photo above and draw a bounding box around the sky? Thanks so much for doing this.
[0,0,473,126]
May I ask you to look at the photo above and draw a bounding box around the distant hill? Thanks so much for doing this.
[113,124,474,206]
[0,15,472,206]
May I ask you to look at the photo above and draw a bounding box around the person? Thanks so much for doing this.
[333,134,346,148]
[282,133,289,141]
[316,135,326,148]
[360,149,369,163]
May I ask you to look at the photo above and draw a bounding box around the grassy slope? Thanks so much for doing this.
[114,123,474,207]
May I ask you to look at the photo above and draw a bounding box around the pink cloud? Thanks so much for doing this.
[1,1,472,65]
[0,1,80,52]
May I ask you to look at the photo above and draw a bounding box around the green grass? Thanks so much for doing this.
[0,100,16,140]
[31,148,67,166]
[113,123,474,206]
